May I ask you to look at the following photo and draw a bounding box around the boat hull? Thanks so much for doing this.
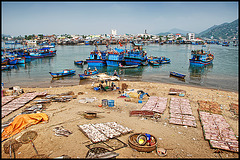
[124,57,147,66]
[119,65,139,68]
[79,71,99,79]
[189,59,213,66]
[86,59,106,66]
[49,70,75,78]
[106,60,125,67]
[170,72,186,79]
[74,60,83,65]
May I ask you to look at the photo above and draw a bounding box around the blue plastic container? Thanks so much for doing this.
[108,100,114,107]
[94,87,100,91]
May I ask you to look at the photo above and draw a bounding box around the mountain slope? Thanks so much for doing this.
[198,19,238,40]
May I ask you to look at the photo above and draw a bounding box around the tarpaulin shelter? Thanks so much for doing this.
[2,113,48,141]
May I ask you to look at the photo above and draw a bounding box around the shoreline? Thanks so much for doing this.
[2,78,238,93]
[1,80,239,158]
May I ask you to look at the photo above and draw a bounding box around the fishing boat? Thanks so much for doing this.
[16,57,26,64]
[79,69,99,80]
[49,69,76,78]
[8,57,18,65]
[119,64,139,68]
[74,60,84,65]
[148,56,160,66]
[189,48,214,66]
[24,47,56,59]
[149,60,160,66]
[1,65,17,70]
[124,41,148,66]
[106,48,125,66]
[159,56,171,64]
[86,44,107,66]
[170,71,186,79]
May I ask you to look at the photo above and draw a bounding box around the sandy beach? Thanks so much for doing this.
[1,80,239,159]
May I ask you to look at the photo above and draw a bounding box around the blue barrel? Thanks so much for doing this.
[108,100,114,107]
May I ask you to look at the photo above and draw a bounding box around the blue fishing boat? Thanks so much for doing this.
[148,56,160,66]
[170,71,186,79]
[8,57,18,65]
[24,47,56,59]
[74,60,84,65]
[86,44,107,66]
[49,69,76,78]
[149,60,160,66]
[124,42,148,66]
[2,65,17,70]
[16,57,26,64]
[106,48,125,66]
[79,68,99,79]
[189,48,214,66]
[159,56,171,64]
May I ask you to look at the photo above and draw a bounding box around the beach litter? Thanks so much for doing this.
[229,103,238,116]
[168,88,186,96]
[85,147,119,159]
[78,97,97,103]
[156,147,167,157]
[53,126,72,137]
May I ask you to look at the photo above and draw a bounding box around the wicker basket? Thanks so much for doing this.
[128,133,157,152]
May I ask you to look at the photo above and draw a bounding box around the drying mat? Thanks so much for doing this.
[18,131,38,144]
[3,139,22,154]
[86,138,127,152]
[30,154,49,159]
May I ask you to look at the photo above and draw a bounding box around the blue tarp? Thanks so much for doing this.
[114,48,124,53]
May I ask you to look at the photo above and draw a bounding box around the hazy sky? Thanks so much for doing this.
[2,1,239,36]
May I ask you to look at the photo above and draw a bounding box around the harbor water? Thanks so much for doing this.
[1,43,238,92]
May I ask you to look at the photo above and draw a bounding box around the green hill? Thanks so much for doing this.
[198,19,238,40]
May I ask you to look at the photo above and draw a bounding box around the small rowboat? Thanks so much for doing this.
[119,65,139,68]
[170,71,186,79]
[79,70,99,80]
[49,69,76,78]
[74,60,84,65]
[149,60,160,66]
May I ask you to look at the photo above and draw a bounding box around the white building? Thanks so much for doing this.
[186,33,195,40]
[111,29,117,35]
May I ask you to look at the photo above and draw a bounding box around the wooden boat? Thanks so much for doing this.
[74,60,84,65]
[1,65,17,70]
[170,71,186,79]
[149,60,160,66]
[119,64,139,68]
[159,56,171,64]
[124,42,148,66]
[49,69,76,78]
[189,49,214,66]
[79,70,99,80]
[16,57,26,64]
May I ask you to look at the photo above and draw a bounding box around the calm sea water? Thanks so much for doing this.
[1,43,238,92]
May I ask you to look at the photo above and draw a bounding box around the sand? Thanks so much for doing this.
[1,80,239,159]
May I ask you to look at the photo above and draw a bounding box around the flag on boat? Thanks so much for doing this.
[119,41,123,47]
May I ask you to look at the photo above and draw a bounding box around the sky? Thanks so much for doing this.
[1,1,239,37]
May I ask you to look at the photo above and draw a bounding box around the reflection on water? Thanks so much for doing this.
[188,64,213,84]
